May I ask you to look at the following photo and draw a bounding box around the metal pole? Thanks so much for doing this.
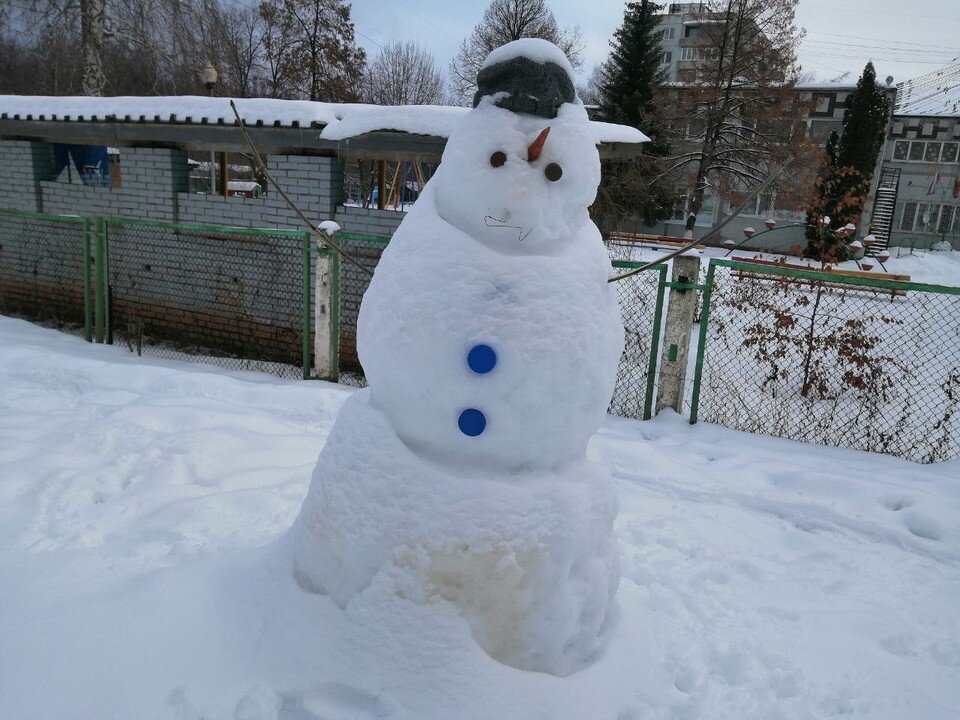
[643,264,668,420]
[82,218,92,342]
[93,219,104,343]
[101,217,111,344]
[207,82,216,194]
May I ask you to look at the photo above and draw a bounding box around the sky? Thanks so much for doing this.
[350,0,960,90]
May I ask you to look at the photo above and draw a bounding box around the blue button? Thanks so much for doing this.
[467,344,497,374]
[458,408,486,437]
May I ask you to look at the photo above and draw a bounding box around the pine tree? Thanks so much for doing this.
[805,62,889,260]
[597,0,667,154]
[591,0,675,229]
[838,62,889,172]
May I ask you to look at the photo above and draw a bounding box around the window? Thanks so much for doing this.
[938,206,955,234]
[661,27,676,40]
[916,203,938,233]
[681,47,696,60]
[815,96,831,114]
[662,51,672,65]
[900,202,917,231]
[900,203,960,234]
[893,139,960,164]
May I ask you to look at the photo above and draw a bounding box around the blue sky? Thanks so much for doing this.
[350,0,959,88]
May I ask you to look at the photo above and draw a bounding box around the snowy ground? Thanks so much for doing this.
[1,316,959,720]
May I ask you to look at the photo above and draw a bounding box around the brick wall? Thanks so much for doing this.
[0,140,54,212]
[0,141,411,375]
[177,155,343,229]
[39,147,188,221]
[106,223,306,366]
[334,205,404,237]
[0,212,87,325]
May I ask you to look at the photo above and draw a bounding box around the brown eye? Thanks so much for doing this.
[489,151,507,168]
[544,163,563,181]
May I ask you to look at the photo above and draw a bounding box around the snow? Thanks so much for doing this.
[1,316,959,718]
[317,220,341,236]
[480,38,577,81]
[0,95,648,146]
[293,89,624,675]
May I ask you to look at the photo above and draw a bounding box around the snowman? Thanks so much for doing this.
[291,39,627,676]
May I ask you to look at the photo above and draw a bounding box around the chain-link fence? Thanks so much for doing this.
[104,219,311,379]
[609,261,667,420]
[335,231,389,386]
[0,210,91,336]
[690,259,960,463]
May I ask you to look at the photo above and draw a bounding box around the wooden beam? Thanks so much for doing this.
[377,160,386,210]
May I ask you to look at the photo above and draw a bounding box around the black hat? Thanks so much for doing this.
[473,55,575,119]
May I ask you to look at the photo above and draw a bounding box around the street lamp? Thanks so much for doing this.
[202,62,218,195]
[202,62,218,95]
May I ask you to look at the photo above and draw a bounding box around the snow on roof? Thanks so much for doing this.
[479,38,576,81]
[0,95,647,145]
[895,64,960,118]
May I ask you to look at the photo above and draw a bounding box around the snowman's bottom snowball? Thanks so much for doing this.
[290,391,620,677]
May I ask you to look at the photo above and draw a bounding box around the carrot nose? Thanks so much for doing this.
[527,127,550,162]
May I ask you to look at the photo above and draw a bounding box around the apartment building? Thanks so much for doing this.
[865,65,960,250]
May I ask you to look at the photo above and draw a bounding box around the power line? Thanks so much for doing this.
[807,29,960,52]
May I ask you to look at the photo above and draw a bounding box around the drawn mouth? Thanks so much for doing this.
[484,215,532,242]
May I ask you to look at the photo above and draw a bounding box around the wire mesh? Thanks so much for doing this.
[0,211,88,330]
[335,232,389,386]
[694,260,960,463]
[609,262,666,420]
[105,220,309,379]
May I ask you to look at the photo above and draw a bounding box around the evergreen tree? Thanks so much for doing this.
[805,62,889,260]
[837,62,889,186]
[597,0,667,154]
[591,0,675,229]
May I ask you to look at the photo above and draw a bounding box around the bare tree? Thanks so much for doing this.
[449,0,583,106]
[214,5,265,98]
[658,0,809,237]
[363,42,444,106]
[258,0,366,102]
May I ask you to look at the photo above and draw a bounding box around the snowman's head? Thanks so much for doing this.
[432,40,600,256]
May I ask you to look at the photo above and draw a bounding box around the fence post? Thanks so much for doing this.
[82,218,92,342]
[93,218,105,344]
[655,252,701,415]
[313,248,340,381]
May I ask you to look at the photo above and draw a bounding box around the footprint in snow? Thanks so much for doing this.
[279,683,397,720]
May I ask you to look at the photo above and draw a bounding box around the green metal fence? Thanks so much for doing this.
[0,210,93,338]
[102,218,313,379]
[609,261,668,420]
[690,258,960,463]
[334,231,389,386]
[1,210,315,380]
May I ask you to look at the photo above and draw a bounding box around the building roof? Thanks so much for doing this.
[0,95,648,161]
[895,64,960,118]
